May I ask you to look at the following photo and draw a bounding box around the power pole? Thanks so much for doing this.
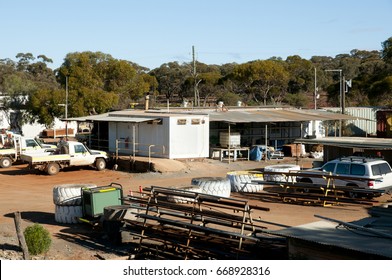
[314,67,317,110]
[192,46,199,107]
[65,75,69,140]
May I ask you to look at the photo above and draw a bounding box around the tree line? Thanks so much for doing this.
[0,36,391,128]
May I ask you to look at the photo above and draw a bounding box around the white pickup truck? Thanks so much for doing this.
[20,141,110,175]
[0,133,57,168]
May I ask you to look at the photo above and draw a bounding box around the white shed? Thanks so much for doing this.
[86,110,209,159]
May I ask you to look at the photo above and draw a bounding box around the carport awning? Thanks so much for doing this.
[86,115,159,123]
[209,109,367,123]
[65,113,159,123]
[294,137,392,150]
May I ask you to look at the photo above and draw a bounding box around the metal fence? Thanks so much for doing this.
[114,139,166,160]
[77,136,167,166]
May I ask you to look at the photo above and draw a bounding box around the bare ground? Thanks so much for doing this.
[1,157,390,260]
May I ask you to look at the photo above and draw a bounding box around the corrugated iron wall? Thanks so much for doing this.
[324,107,382,136]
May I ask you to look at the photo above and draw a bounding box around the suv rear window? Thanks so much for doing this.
[372,163,392,176]
[350,164,366,176]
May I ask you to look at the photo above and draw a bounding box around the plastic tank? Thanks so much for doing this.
[219,132,241,148]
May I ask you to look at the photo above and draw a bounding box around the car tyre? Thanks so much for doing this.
[46,162,60,175]
[54,205,83,224]
[53,183,97,206]
[95,158,106,171]
[0,157,12,168]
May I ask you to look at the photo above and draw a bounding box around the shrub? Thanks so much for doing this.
[23,224,52,255]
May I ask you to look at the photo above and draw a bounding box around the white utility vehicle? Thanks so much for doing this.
[20,141,109,175]
[298,156,392,191]
[0,132,57,168]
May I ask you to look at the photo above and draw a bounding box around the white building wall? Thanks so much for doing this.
[168,115,209,159]
[108,114,209,159]
[0,110,77,138]
[137,120,170,157]
[108,122,133,154]
[304,120,325,138]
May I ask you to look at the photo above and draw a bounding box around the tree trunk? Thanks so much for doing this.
[13,211,30,260]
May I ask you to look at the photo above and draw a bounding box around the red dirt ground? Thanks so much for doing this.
[1,157,390,260]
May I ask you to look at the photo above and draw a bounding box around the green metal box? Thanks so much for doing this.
[82,184,123,218]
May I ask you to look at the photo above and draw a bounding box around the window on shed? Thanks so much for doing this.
[147,119,163,125]
[177,119,187,125]
[191,119,200,125]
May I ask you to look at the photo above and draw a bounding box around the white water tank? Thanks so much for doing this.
[220,132,241,148]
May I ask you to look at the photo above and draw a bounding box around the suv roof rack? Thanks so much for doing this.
[339,156,383,163]
[339,156,367,163]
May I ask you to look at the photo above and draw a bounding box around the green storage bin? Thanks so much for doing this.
[82,185,123,218]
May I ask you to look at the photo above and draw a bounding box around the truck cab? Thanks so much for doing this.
[61,141,106,167]
[0,132,57,168]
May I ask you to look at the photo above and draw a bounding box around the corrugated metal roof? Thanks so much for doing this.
[88,115,159,123]
[65,113,159,123]
[295,137,392,150]
[65,110,209,122]
[209,109,365,123]
[66,108,364,123]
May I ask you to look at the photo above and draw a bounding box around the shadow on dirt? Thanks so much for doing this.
[54,228,129,257]
[4,211,58,225]
[4,211,130,258]
[0,167,35,176]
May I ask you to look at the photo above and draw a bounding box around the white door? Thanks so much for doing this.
[69,144,95,166]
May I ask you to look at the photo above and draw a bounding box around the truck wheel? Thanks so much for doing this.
[95,158,106,171]
[0,157,12,168]
[264,164,300,182]
[55,205,83,224]
[167,186,203,203]
[191,177,231,198]
[226,171,264,192]
[46,162,60,175]
[53,183,97,206]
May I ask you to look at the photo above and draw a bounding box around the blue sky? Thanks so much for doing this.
[1,0,391,70]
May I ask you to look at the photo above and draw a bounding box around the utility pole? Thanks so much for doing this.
[325,69,343,136]
[314,67,317,110]
[65,76,69,140]
[192,46,200,107]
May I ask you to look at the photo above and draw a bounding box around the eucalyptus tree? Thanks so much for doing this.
[150,62,188,105]
[231,60,289,105]
[381,37,392,64]
[0,53,60,130]
[56,51,154,116]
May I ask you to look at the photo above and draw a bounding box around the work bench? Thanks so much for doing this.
[211,147,250,161]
